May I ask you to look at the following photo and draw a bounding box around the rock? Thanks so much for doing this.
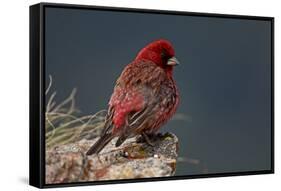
[46,133,179,184]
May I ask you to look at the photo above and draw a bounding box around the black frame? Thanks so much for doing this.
[29,2,274,188]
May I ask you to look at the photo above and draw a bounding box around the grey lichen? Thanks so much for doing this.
[46,133,178,183]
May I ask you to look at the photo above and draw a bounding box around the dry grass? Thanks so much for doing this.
[45,75,106,149]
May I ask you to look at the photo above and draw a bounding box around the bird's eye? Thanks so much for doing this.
[161,50,167,60]
[161,52,165,59]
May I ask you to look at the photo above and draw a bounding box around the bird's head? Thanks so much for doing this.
[135,39,179,76]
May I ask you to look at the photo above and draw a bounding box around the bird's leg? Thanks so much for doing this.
[136,132,155,146]
[147,133,160,141]
[136,134,145,143]
[141,132,155,146]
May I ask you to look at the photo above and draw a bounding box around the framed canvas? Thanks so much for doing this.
[29,2,274,188]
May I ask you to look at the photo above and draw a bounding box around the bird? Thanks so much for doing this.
[86,39,180,155]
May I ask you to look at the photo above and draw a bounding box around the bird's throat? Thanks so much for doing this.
[165,66,174,78]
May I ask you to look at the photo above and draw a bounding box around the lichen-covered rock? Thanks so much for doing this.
[46,133,178,184]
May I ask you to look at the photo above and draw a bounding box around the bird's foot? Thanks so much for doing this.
[142,133,155,146]
[136,133,162,146]
[158,132,173,139]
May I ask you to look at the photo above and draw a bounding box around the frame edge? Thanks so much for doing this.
[30,2,275,188]
[29,3,44,188]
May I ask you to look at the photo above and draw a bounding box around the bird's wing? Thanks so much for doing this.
[115,105,155,147]
[99,106,114,136]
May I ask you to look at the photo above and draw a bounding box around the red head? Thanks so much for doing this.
[135,39,179,76]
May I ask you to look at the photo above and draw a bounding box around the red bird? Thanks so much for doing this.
[86,39,180,155]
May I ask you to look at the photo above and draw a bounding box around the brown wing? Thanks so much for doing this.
[115,105,155,147]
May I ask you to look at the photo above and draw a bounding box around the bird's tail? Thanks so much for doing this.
[86,133,114,155]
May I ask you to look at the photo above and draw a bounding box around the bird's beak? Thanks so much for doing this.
[167,57,180,66]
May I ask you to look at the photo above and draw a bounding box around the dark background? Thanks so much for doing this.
[45,7,272,176]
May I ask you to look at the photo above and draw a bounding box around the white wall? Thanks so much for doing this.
[0,0,279,190]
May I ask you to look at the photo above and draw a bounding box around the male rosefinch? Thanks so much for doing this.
[86,39,180,155]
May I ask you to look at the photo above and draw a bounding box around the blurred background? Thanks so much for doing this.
[45,7,272,176]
